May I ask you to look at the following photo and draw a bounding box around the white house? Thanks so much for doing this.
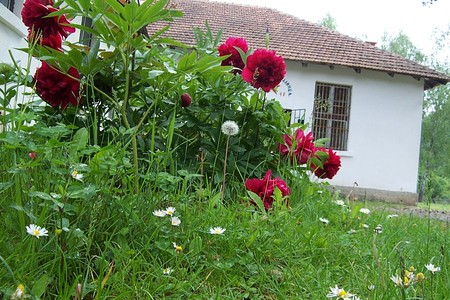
[149,0,450,204]
[0,0,28,65]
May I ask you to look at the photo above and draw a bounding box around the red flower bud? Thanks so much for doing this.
[29,152,37,160]
[181,93,192,107]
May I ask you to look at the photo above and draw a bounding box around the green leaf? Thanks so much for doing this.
[189,235,203,256]
[246,190,266,213]
[31,274,51,298]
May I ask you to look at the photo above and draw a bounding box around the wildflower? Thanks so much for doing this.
[319,217,330,224]
[218,37,248,73]
[209,227,226,235]
[11,283,25,299]
[26,224,48,238]
[374,224,383,234]
[390,274,403,286]
[245,169,290,210]
[311,147,342,180]
[165,207,176,216]
[242,48,286,92]
[425,263,441,274]
[171,216,181,226]
[362,224,369,229]
[172,242,182,253]
[28,151,37,160]
[387,214,399,218]
[416,272,425,281]
[180,93,192,107]
[348,229,357,234]
[326,285,354,299]
[55,229,63,235]
[368,284,375,290]
[162,267,173,275]
[278,128,316,164]
[153,209,167,217]
[334,200,345,206]
[359,208,370,214]
[71,170,83,181]
[221,120,239,136]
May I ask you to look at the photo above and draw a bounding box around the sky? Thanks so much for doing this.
[215,0,450,59]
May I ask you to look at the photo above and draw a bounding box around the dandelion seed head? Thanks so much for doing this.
[221,120,239,136]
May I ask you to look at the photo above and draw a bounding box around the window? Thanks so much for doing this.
[0,0,14,11]
[284,108,306,127]
[312,82,351,151]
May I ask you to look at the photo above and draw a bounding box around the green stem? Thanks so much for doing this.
[221,136,230,203]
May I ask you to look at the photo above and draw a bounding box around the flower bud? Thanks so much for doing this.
[28,152,37,160]
[181,93,192,107]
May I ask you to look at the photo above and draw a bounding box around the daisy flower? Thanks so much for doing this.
[374,224,383,234]
[209,227,226,235]
[171,216,181,226]
[153,209,167,217]
[172,242,182,253]
[165,207,176,216]
[221,120,239,136]
[359,208,370,214]
[71,170,83,181]
[26,224,48,238]
[387,214,399,218]
[425,263,441,274]
[319,217,330,224]
[390,274,403,286]
[362,223,369,229]
[326,285,354,299]
[162,267,173,275]
[334,200,345,206]
[11,284,25,300]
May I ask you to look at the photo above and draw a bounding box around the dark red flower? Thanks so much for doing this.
[21,0,75,39]
[242,49,286,92]
[218,37,248,74]
[181,93,192,107]
[34,61,81,110]
[311,147,341,179]
[245,170,290,210]
[27,29,62,49]
[278,128,316,164]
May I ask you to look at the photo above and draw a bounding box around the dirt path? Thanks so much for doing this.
[386,206,449,222]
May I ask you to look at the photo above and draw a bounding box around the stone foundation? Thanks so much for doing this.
[327,185,418,206]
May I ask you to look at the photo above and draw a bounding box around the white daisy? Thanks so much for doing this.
[390,274,403,286]
[171,216,181,226]
[319,217,330,224]
[326,285,354,299]
[11,284,25,300]
[374,224,383,234]
[172,242,182,253]
[387,214,399,218]
[359,208,370,214]
[153,209,167,217]
[334,200,345,206]
[26,224,48,239]
[362,223,369,229]
[221,120,239,136]
[165,207,176,216]
[425,263,441,274]
[71,170,83,181]
[209,227,226,235]
[162,267,173,275]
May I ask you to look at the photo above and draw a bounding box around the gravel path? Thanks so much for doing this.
[386,206,449,222]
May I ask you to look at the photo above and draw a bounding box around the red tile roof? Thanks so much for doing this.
[148,0,449,90]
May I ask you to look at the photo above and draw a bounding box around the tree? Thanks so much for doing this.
[318,13,337,31]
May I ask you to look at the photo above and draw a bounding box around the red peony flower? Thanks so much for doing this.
[181,93,192,107]
[245,170,290,210]
[21,0,75,40]
[242,49,286,92]
[278,128,316,164]
[34,61,81,110]
[218,37,248,74]
[28,29,62,49]
[311,147,341,179]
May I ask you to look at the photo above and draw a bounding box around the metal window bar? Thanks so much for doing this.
[284,108,306,127]
[312,82,351,151]
[0,0,14,11]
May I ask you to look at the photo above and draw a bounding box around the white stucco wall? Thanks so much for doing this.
[0,1,29,65]
[273,60,424,194]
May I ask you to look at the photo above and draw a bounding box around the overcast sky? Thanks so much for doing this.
[214,0,450,59]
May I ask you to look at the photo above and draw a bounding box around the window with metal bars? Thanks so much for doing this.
[0,0,14,11]
[312,82,351,151]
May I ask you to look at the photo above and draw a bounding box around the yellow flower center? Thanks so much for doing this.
[338,290,348,298]
[175,245,182,252]
[33,229,40,236]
